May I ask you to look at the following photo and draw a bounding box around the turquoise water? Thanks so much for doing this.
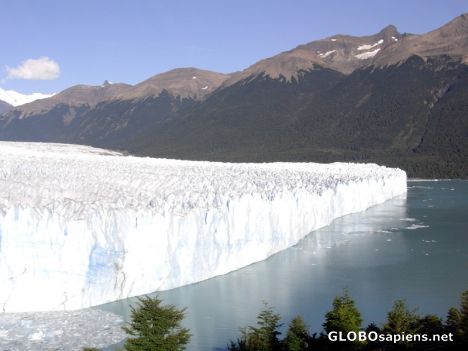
[99,180,468,350]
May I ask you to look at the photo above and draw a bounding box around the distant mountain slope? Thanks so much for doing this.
[1,68,229,124]
[222,24,402,87]
[373,13,468,67]
[122,68,229,100]
[0,14,466,178]
[129,55,468,178]
[0,100,12,114]
[0,88,54,107]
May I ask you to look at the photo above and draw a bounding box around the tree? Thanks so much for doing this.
[446,307,462,336]
[123,295,191,351]
[383,300,419,335]
[228,334,248,351]
[364,323,384,350]
[323,290,363,334]
[228,302,282,351]
[460,290,468,339]
[417,314,444,335]
[285,316,310,351]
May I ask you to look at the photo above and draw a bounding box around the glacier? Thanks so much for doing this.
[0,141,407,313]
[0,308,125,350]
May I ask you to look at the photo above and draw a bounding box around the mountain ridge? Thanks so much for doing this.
[0,88,55,107]
[0,14,467,178]
[3,14,467,115]
[3,68,229,122]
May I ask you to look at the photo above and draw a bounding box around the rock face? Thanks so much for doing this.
[0,14,467,178]
[221,24,403,86]
[373,14,468,67]
[222,14,468,84]
[0,141,406,312]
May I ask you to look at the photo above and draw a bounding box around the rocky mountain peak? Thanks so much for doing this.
[372,13,468,67]
[379,24,399,35]
[222,24,404,87]
[122,67,230,100]
[102,80,113,87]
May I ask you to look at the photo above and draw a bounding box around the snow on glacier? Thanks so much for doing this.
[0,141,407,313]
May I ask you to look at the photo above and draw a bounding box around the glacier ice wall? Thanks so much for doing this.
[0,142,407,312]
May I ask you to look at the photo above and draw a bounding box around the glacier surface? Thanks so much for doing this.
[0,141,407,312]
[0,308,125,350]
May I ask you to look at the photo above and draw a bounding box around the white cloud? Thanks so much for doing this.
[7,57,60,80]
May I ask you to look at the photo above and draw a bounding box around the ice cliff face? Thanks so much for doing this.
[0,142,407,313]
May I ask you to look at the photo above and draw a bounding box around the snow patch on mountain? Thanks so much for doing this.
[0,88,54,107]
[357,39,384,51]
[0,142,407,312]
[355,48,381,59]
[319,50,337,58]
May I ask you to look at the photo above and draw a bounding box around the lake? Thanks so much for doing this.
[99,180,468,350]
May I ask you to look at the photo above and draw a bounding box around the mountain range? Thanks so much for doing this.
[0,14,467,178]
[0,88,54,108]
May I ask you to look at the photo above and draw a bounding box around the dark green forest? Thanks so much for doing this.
[1,56,466,179]
[83,290,468,351]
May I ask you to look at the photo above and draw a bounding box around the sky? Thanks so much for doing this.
[1,0,467,94]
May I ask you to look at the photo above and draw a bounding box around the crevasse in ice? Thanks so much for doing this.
[0,142,407,312]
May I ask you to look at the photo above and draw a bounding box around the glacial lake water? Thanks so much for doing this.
[99,180,468,351]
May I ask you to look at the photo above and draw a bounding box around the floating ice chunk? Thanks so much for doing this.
[422,239,437,243]
[377,229,392,233]
[330,38,337,41]
[192,76,197,79]
[406,224,430,230]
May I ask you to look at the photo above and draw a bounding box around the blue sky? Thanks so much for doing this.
[2,0,467,94]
